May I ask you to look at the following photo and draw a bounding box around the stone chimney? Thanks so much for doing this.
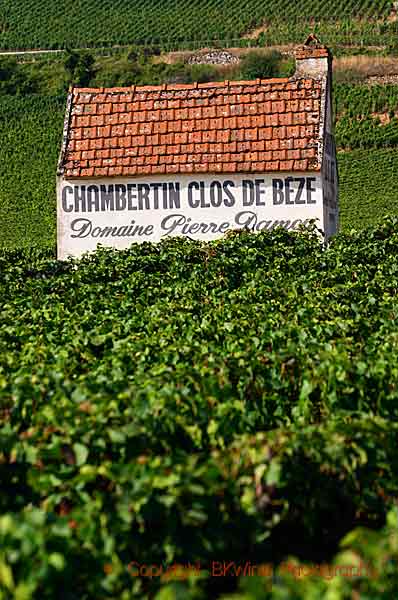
[294,34,332,79]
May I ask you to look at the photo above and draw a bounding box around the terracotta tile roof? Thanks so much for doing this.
[59,76,326,178]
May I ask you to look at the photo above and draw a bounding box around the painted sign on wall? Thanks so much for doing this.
[57,173,324,259]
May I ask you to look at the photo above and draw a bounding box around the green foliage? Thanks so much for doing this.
[336,115,398,149]
[338,148,398,230]
[334,83,398,149]
[127,45,162,64]
[0,56,70,96]
[333,86,398,230]
[256,17,398,49]
[0,1,394,51]
[185,64,220,84]
[0,57,39,94]
[1,223,398,597]
[0,51,222,96]
[0,95,65,248]
[63,49,96,86]
[238,51,285,80]
[211,506,398,599]
[335,84,398,116]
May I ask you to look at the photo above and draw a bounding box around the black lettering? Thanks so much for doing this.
[198,222,218,234]
[62,186,73,213]
[100,185,115,211]
[127,184,137,210]
[188,182,200,208]
[161,213,187,235]
[306,177,316,204]
[285,177,295,205]
[255,179,266,206]
[70,217,91,238]
[71,220,153,238]
[243,180,255,206]
[150,183,162,209]
[137,183,150,210]
[210,181,223,207]
[115,184,127,211]
[272,179,284,205]
[181,217,193,235]
[294,178,305,204]
[200,182,210,208]
[256,219,272,231]
[235,210,257,229]
[91,226,102,237]
[289,219,304,230]
[74,186,86,212]
[219,222,230,233]
[189,223,201,234]
[100,226,119,237]
[223,181,235,207]
[126,222,137,236]
[168,182,181,209]
[130,224,145,236]
[116,225,129,236]
[87,185,99,212]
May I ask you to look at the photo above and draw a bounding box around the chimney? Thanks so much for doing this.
[294,34,332,79]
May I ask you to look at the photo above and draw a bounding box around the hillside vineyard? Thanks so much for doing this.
[0,0,393,49]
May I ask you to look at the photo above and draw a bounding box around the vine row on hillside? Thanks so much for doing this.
[0,0,395,50]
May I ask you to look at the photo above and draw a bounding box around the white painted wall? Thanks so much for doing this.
[57,172,325,260]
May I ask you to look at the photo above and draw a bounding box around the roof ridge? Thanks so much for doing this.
[72,77,295,95]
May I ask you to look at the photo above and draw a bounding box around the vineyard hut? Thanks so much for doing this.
[57,39,338,260]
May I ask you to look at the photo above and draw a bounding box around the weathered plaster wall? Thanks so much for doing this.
[57,172,324,259]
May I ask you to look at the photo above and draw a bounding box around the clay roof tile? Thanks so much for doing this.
[60,74,326,178]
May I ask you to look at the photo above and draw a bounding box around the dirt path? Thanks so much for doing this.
[0,45,129,57]
[0,48,63,56]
